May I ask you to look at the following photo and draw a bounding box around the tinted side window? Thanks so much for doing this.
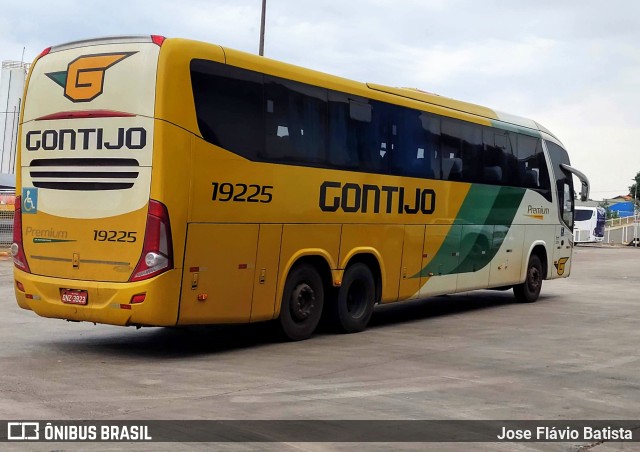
[516,134,552,201]
[388,106,437,179]
[191,60,264,159]
[460,122,483,183]
[482,128,505,185]
[423,113,441,179]
[328,92,380,171]
[441,119,463,181]
[367,101,394,174]
[265,77,328,164]
[191,58,558,193]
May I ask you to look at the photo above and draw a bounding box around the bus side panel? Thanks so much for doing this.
[552,224,573,279]
[398,225,425,300]
[275,224,341,318]
[455,224,493,292]
[419,224,461,298]
[148,122,193,270]
[250,224,283,322]
[339,224,403,303]
[178,224,259,324]
[523,225,555,281]
[488,225,525,287]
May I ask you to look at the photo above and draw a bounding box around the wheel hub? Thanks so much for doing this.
[291,283,315,321]
[528,267,541,291]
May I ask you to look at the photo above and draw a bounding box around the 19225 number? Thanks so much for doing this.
[93,230,137,242]
[211,182,273,203]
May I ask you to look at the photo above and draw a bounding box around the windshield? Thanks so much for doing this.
[574,209,593,222]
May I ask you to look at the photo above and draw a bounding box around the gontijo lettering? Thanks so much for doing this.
[319,181,436,214]
[25,127,147,151]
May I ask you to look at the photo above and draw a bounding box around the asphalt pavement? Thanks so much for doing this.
[0,246,638,451]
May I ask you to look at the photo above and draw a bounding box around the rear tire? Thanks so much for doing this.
[330,263,375,333]
[514,254,543,303]
[279,264,324,341]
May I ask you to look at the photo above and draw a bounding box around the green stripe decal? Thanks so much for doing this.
[415,184,525,278]
[33,238,76,244]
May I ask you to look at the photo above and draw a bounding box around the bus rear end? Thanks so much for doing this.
[13,36,180,326]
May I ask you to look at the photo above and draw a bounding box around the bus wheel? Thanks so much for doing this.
[279,264,324,341]
[331,263,375,333]
[514,254,543,303]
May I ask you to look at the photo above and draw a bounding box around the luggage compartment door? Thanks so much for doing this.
[178,224,258,324]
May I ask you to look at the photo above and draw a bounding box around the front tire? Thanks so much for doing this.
[514,254,543,303]
[330,263,375,333]
[279,264,324,341]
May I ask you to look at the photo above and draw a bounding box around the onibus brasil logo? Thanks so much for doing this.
[46,52,136,102]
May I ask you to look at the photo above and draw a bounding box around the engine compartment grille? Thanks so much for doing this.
[29,158,140,191]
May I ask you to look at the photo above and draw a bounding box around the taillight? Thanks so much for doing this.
[11,196,31,273]
[129,200,173,282]
[151,35,166,46]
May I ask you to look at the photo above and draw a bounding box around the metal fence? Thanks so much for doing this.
[605,215,637,229]
[603,215,640,246]
[0,189,15,248]
[0,208,13,247]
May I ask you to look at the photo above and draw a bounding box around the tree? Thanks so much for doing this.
[630,171,640,213]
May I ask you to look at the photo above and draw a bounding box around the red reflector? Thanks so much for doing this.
[26,294,34,299]
[151,35,166,46]
[16,281,25,292]
[120,304,132,310]
[238,264,248,270]
[130,293,146,304]
[35,110,135,121]
[12,196,31,273]
[190,267,199,273]
[38,47,52,59]
[197,294,208,301]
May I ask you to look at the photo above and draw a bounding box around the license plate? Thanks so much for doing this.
[61,289,88,305]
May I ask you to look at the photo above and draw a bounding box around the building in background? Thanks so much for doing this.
[0,60,28,180]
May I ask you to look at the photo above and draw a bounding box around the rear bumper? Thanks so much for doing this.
[14,268,181,327]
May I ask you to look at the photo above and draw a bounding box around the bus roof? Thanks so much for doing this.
[366,83,557,139]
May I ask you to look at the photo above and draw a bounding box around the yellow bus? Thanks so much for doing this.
[13,35,589,340]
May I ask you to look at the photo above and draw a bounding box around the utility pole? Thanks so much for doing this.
[259,0,266,56]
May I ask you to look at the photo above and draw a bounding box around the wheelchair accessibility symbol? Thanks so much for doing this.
[22,188,38,214]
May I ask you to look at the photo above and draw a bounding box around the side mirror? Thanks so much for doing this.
[560,164,590,201]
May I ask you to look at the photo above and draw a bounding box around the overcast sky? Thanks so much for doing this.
[1,0,638,199]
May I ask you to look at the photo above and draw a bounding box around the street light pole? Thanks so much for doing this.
[259,0,266,56]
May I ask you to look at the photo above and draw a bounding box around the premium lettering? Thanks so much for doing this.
[527,205,550,215]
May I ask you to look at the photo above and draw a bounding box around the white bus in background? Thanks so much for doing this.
[573,207,606,243]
